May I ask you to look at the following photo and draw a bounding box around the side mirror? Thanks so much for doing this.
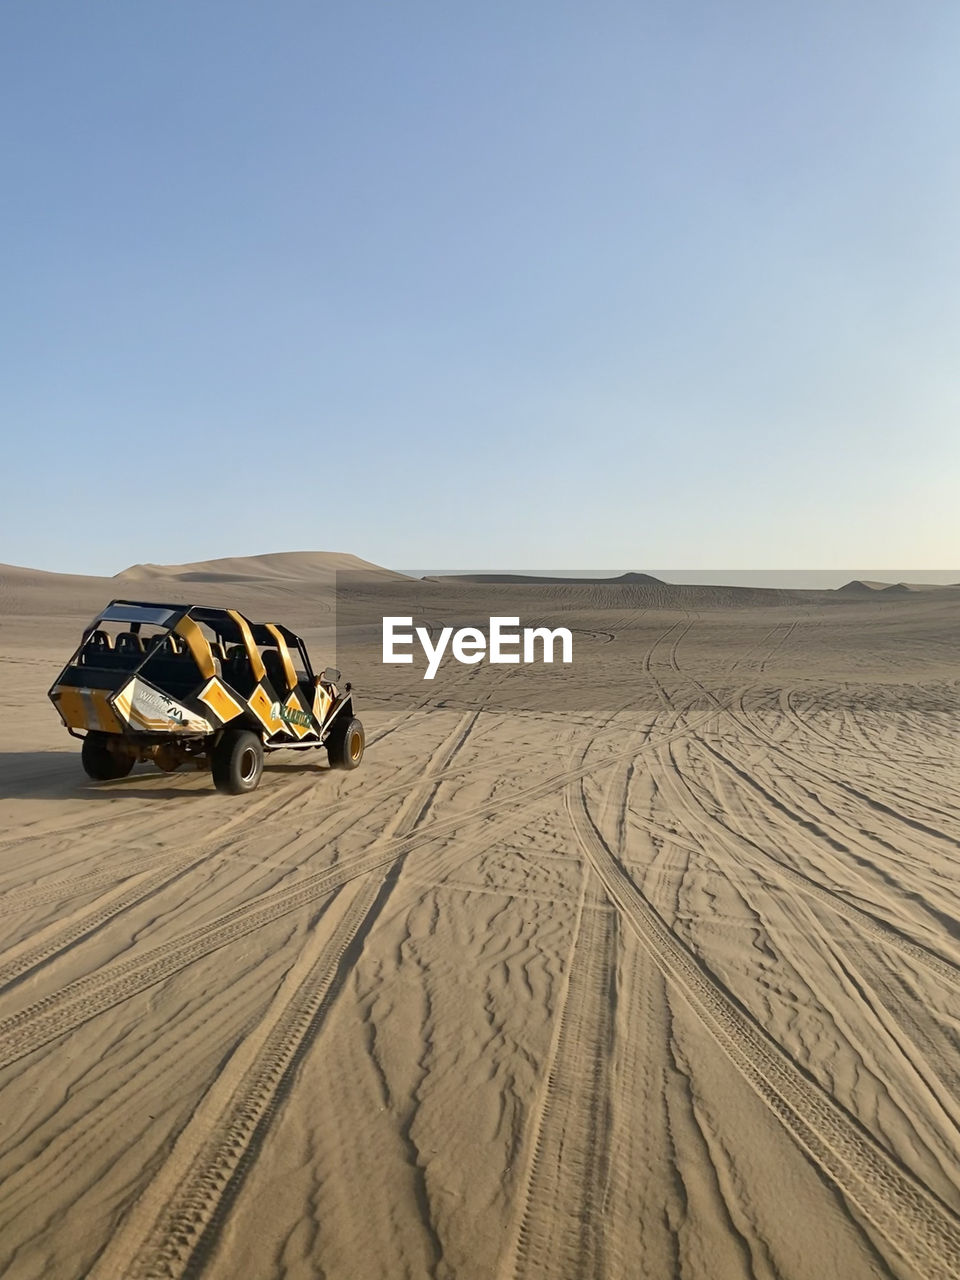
[319,668,340,683]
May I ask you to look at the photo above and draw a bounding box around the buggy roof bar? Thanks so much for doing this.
[90,601,308,649]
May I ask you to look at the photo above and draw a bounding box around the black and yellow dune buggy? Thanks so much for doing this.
[48,601,364,794]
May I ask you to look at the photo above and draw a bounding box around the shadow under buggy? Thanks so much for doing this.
[48,601,364,794]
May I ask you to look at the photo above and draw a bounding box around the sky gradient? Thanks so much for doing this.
[2,3,958,574]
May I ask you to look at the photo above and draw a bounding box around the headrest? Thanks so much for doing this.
[116,632,145,653]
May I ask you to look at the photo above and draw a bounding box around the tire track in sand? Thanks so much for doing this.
[0,713,484,992]
[0,722,474,919]
[0,699,431,855]
[501,620,688,1280]
[652,623,960,982]
[564,777,960,1280]
[90,874,387,1280]
[88,707,482,1280]
[699,667,960,859]
[504,884,619,1280]
[0,859,198,992]
[0,688,679,923]
[86,630,679,1278]
[0,702,731,1072]
[0,710,482,1071]
[91,670,605,1280]
[688,733,960,980]
[645,745,960,995]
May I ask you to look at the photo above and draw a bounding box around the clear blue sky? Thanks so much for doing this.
[2,2,958,575]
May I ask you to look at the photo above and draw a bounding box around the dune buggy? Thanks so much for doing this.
[48,600,364,794]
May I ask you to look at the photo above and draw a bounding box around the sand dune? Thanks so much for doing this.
[437,571,666,586]
[837,578,894,592]
[838,578,959,594]
[116,550,403,584]
[0,561,958,1279]
[0,552,395,636]
[414,575,813,611]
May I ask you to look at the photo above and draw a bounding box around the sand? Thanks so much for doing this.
[0,557,958,1279]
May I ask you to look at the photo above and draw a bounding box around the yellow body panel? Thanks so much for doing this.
[53,686,124,734]
[248,684,284,735]
[56,687,89,731]
[198,678,244,724]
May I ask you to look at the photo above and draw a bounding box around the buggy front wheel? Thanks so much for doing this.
[326,717,364,770]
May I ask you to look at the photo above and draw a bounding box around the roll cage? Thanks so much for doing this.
[55,601,320,701]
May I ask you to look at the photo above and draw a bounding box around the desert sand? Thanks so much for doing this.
[0,556,958,1279]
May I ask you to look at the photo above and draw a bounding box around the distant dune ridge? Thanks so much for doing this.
[417,577,808,609]
[0,551,401,629]
[439,571,666,586]
[115,550,403,583]
[836,578,957,595]
[837,579,893,593]
[1,557,958,630]
[1,554,957,594]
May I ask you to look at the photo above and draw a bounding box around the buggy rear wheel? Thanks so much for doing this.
[327,716,364,770]
[81,732,134,781]
[212,729,264,794]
